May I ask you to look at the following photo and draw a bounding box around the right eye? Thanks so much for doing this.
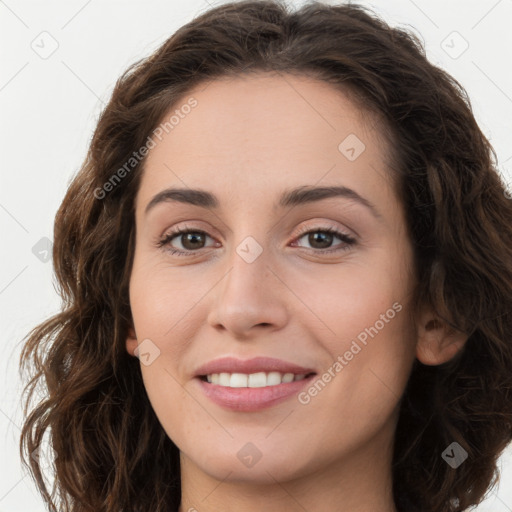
[157,227,218,256]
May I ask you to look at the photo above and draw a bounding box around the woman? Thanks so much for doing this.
[19,1,512,511]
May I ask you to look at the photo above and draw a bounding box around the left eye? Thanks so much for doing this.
[293,227,356,252]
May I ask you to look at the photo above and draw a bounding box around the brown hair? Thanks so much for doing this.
[19,1,512,511]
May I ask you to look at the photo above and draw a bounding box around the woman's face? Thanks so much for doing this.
[127,73,418,485]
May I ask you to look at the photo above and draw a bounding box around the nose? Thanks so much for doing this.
[206,242,290,339]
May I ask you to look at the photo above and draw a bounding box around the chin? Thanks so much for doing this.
[182,441,313,484]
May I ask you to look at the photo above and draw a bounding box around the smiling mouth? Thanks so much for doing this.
[198,371,317,388]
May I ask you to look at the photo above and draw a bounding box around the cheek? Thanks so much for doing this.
[129,259,207,340]
[293,251,415,426]
[312,298,415,424]
[129,266,202,442]
[288,250,407,346]
[292,312,415,470]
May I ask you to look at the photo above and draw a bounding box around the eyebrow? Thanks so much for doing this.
[144,185,383,220]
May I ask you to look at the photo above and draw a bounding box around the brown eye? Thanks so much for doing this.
[157,228,216,256]
[178,231,207,250]
[304,231,335,249]
[293,226,356,254]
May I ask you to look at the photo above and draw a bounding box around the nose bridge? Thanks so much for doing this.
[207,232,289,335]
[229,235,270,296]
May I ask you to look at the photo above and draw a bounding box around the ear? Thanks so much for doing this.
[415,305,468,366]
[125,325,138,357]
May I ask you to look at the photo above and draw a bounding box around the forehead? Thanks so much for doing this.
[136,72,396,214]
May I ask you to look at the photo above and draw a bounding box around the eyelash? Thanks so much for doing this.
[156,224,357,257]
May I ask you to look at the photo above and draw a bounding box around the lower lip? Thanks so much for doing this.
[196,374,316,412]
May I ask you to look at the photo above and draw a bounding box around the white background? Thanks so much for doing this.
[1,0,511,510]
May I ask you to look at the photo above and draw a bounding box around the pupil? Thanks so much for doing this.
[182,232,204,249]
[310,232,332,249]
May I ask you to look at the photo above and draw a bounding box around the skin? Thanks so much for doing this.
[126,72,467,512]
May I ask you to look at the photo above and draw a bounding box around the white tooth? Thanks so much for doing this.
[208,371,305,387]
[219,372,231,386]
[248,372,267,388]
[282,372,294,383]
[267,371,282,386]
[230,373,248,387]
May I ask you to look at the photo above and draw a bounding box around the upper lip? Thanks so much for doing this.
[194,356,317,377]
